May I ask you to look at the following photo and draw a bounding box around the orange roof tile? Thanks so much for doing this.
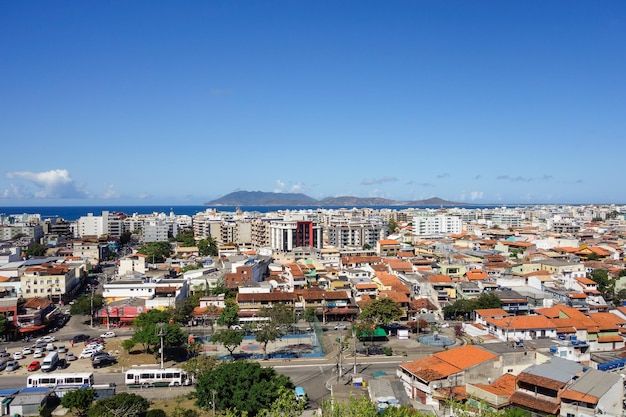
[433,345,498,370]
[486,315,556,330]
[428,274,453,283]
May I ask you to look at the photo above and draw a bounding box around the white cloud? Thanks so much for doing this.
[101,184,120,199]
[274,180,286,193]
[4,169,88,199]
[470,191,484,200]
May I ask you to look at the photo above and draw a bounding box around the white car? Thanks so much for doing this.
[334,324,347,330]
[100,331,116,338]
[84,342,104,351]
[22,346,33,355]
[36,336,56,343]
[79,346,104,359]
[440,322,450,328]
[33,348,44,358]
[13,351,24,360]
[46,343,56,352]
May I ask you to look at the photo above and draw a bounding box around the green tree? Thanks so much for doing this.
[195,361,294,417]
[124,309,187,355]
[359,298,402,325]
[174,230,196,247]
[257,386,305,417]
[387,218,399,235]
[590,268,613,295]
[303,306,317,323]
[120,231,133,246]
[615,289,626,304]
[474,293,503,310]
[180,355,219,380]
[211,328,244,361]
[25,242,47,257]
[0,313,8,338]
[61,388,96,417]
[136,241,172,263]
[253,304,294,360]
[88,393,150,417]
[217,299,240,327]
[198,236,218,256]
[69,294,104,316]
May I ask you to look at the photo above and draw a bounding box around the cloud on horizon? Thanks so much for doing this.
[361,176,398,186]
[3,169,89,199]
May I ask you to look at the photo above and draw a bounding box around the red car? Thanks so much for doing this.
[27,360,41,372]
[85,338,104,346]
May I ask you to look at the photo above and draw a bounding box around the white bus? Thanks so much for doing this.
[27,372,95,388]
[124,367,191,388]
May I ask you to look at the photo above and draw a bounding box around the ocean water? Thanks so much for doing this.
[0,204,500,221]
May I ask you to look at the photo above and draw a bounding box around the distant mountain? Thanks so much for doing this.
[206,191,318,206]
[205,191,465,207]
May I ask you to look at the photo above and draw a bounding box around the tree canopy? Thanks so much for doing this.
[442,293,502,320]
[359,298,403,325]
[136,241,172,263]
[25,242,47,257]
[88,392,150,417]
[217,299,240,327]
[195,360,294,417]
[69,294,104,316]
[211,328,244,361]
[121,309,187,357]
[590,268,614,295]
[61,388,96,417]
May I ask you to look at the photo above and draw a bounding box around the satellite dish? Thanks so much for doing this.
[269,280,278,288]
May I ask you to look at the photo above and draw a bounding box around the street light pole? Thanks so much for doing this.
[211,389,216,416]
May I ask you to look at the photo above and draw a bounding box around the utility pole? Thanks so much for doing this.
[353,327,357,375]
[211,389,216,416]
[157,323,166,369]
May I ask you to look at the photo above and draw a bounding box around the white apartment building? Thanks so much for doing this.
[269,218,323,252]
[142,219,172,242]
[412,214,462,237]
[325,221,386,249]
[77,213,106,237]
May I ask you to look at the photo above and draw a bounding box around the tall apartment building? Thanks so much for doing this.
[269,219,323,252]
[142,219,174,243]
[412,214,462,237]
[0,223,44,242]
[325,221,386,249]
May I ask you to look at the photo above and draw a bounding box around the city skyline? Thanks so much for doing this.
[1,1,625,206]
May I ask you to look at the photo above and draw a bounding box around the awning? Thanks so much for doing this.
[119,317,135,323]
[18,324,46,333]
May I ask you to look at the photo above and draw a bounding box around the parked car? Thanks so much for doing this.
[229,325,243,330]
[84,342,104,351]
[0,351,9,360]
[85,338,105,346]
[100,331,116,338]
[6,360,20,371]
[92,353,116,368]
[71,334,91,344]
[57,345,67,353]
[65,353,77,361]
[78,347,102,359]
[334,323,347,330]
[439,322,450,328]
[13,351,24,360]
[46,343,56,352]
[27,360,41,372]
[22,346,33,355]
[36,336,56,344]
[0,360,7,371]
[33,348,45,359]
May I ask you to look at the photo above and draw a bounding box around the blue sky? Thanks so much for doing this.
[1,1,625,206]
